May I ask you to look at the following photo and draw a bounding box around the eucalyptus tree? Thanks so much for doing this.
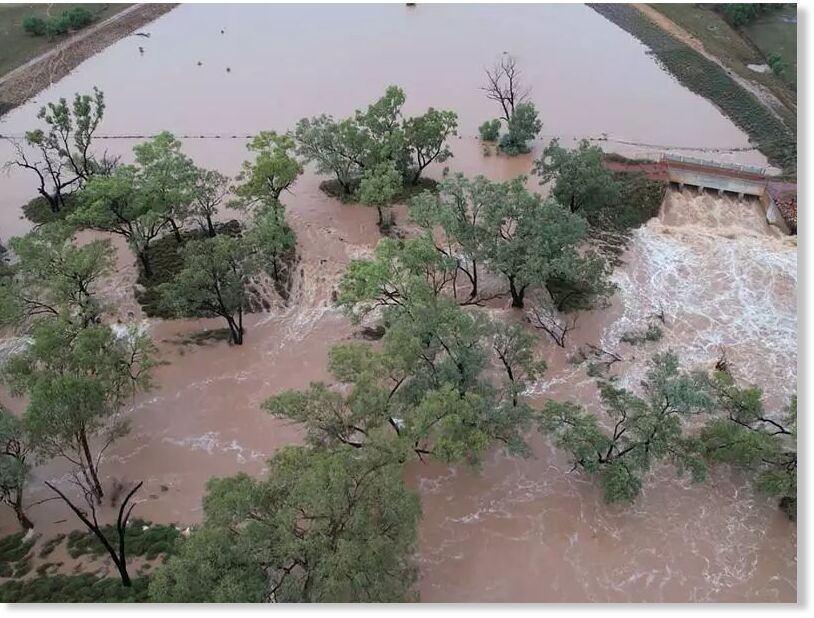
[0,406,34,530]
[498,102,542,155]
[295,115,369,195]
[276,247,544,464]
[295,86,457,196]
[534,138,620,215]
[159,203,295,343]
[700,372,797,519]
[357,161,403,229]
[0,223,114,330]
[2,319,155,503]
[478,177,600,309]
[232,131,304,216]
[409,174,498,303]
[190,167,229,237]
[71,164,167,278]
[158,235,255,345]
[149,446,420,602]
[5,88,108,213]
[131,132,197,241]
[482,54,531,123]
[538,351,711,503]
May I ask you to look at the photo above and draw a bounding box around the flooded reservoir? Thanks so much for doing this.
[0,3,796,602]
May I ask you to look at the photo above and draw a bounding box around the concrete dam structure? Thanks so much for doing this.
[605,154,796,235]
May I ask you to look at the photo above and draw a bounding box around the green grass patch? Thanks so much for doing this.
[742,6,797,89]
[590,4,796,174]
[0,4,131,79]
[65,518,181,562]
[135,221,241,318]
[38,533,66,559]
[655,3,796,102]
[0,573,149,602]
[0,532,37,579]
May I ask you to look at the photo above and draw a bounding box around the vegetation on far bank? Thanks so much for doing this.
[653,3,797,106]
[591,3,796,175]
[0,4,131,79]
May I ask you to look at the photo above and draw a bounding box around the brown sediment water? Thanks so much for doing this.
[0,4,795,602]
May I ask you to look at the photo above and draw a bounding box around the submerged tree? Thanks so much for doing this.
[190,167,230,237]
[131,132,197,242]
[5,88,108,213]
[700,372,797,520]
[232,131,304,215]
[159,235,255,345]
[357,161,403,230]
[498,102,542,155]
[534,138,620,215]
[409,174,495,303]
[2,319,154,503]
[482,54,531,123]
[539,351,711,503]
[295,86,457,196]
[283,257,543,463]
[149,446,421,602]
[71,164,167,278]
[0,406,34,530]
[0,223,114,330]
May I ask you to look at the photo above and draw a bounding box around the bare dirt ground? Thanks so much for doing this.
[0,4,177,115]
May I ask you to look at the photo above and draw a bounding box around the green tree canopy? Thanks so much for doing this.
[539,351,712,503]
[534,138,621,215]
[1,222,114,330]
[357,161,403,228]
[498,102,542,156]
[2,319,154,503]
[700,371,797,519]
[7,88,107,213]
[296,86,457,196]
[232,131,304,213]
[0,406,33,530]
[149,446,420,602]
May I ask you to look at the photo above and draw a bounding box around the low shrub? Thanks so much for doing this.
[478,119,501,142]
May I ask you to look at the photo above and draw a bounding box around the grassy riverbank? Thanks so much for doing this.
[589,3,796,176]
[652,3,796,107]
[0,4,132,78]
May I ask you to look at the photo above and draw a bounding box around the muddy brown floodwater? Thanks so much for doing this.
[0,3,795,602]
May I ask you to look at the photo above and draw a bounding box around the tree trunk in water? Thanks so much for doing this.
[41,189,60,213]
[509,277,525,308]
[168,218,183,243]
[80,431,104,503]
[376,205,383,225]
[226,315,243,345]
[139,251,153,279]
[468,261,479,300]
[207,216,216,237]
[14,492,34,530]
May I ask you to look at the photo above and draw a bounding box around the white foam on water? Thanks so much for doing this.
[602,190,797,401]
